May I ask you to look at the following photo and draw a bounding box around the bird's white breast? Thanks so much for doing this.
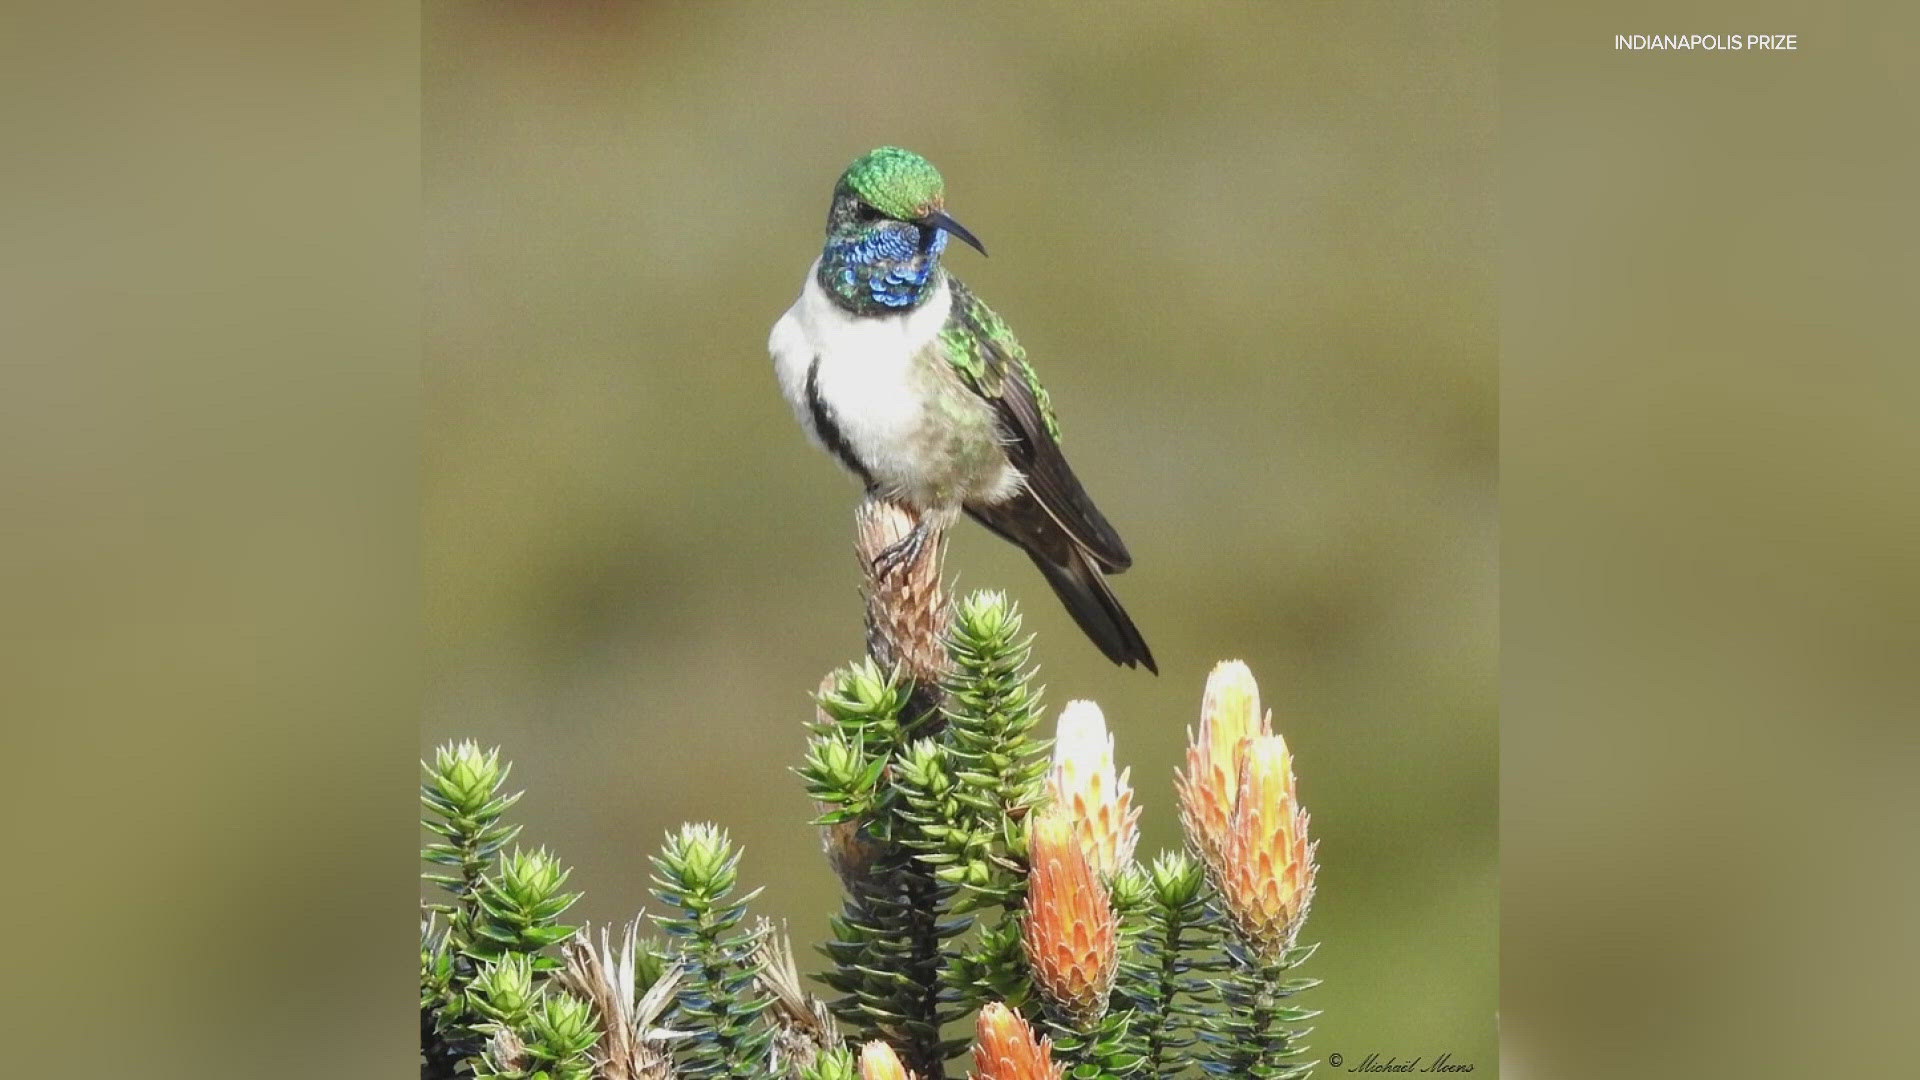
[768,264,954,487]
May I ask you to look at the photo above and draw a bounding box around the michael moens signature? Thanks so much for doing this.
[1328,1052,1476,1073]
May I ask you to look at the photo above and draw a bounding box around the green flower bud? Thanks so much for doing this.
[470,847,581,961]
[427,740,510,816]
[953,589,1019,646]
[653,823,740,900]
[469,953,537,1025]
[1147,850,1206,909]
[802,1047,860,1080]
[528,991,598,1058]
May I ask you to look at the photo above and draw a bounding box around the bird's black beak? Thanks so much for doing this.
[921,209,987,257]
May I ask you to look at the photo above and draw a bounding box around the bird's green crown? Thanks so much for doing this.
[818,147,982,315]
[837,146,946,220]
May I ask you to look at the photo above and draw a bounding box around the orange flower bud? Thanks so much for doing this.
[1175,660,1272,874]
[1046,700,1139,877]
[860,1039,912,1080]
[1217,733,1318,961]
[970,1002,1063,1080]
[1021,807,1118,1025]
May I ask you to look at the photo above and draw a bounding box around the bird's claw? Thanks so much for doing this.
[871,521,931,579]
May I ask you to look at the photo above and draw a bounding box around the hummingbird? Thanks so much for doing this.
[769,147,1155,672]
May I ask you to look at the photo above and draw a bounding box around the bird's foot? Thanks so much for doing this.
[870,517,935,580]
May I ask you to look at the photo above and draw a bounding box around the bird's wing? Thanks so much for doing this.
[968,496,1155,671]
[940,277,1132,571]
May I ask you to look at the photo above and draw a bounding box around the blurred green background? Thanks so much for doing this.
[425,2,1495,1071]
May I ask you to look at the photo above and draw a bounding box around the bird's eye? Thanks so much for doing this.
[853,201,884,223]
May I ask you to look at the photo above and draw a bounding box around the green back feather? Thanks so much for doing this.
[940,279,1062,441]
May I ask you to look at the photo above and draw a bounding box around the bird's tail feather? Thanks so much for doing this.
[1027,549,1157,674]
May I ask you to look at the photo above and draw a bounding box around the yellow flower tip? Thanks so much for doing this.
[1030,803,1074,853]
[1051,700,1111,769]
[1178,660,1274,874]
[1219,733,1318,961]
[1046,700,1139,876]
[860,1040,912,1080]
[1201,660,1265,756]
[972,1002,1063,1080]
[1022,807,1118,1025]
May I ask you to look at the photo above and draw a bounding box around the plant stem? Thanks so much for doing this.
[901,864,950,1080]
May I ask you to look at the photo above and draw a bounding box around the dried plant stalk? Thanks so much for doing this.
[557,917,684,1080]
[855,497,952,715]
[751,919,844,1071]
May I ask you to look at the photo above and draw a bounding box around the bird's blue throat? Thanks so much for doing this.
[817,223,949,316]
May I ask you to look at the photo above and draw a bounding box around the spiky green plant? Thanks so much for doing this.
[470,847,582,968]
[471,986,600,1080]
[423,741,525,930]
[809,663,971,1077]
[1200,941,1321,1080]
[469,952,541,1033]
[422,741,544,1077]
[939,591,1051,912]
[650,822,773,1078]
[422,502,1330,1080]
[1123,853,1224,1078]
[799,1046,859,1080]
[930,592,1054,1038]
[1046,1009,1146,1080]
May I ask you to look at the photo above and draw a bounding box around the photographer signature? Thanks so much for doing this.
[1328,1051,1476,1073]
